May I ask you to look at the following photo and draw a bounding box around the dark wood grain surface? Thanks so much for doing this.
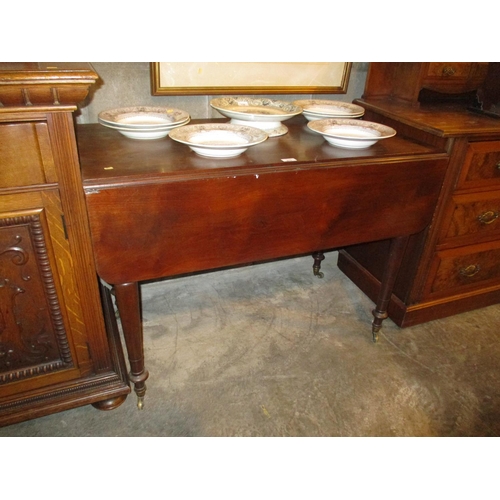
[79,117,443,187]
[77,116,449,403]
[78,118,448,284]
[355,100,500,138]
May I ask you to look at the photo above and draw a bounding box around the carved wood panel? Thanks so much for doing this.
[0,208,74,384]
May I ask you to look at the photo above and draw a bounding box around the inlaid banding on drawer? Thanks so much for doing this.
[457,141,500,190]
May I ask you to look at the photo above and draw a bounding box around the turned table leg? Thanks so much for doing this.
[114,282,149,409]
[371,236,409,343]
[312,251,325,278]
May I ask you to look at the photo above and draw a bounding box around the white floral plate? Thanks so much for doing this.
[210,97,302,136]
[98,119,190,140]
[293,99,365,121]
[98,116,190,131]
[98,106,190,129]
[169,123,268,158]
[115,121,191,140]
[98,117,190,140]
[307,119,396,149]
[98,106,191,139]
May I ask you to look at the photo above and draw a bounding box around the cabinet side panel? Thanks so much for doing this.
[46,113,112,372]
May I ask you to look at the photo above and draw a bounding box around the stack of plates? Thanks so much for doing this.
[98,106,190,140]
[210,97,302,137]
[293,99,365,121]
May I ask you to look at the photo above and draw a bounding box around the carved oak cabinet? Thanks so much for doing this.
[0,63,129,426]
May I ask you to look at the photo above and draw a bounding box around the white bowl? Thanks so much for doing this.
[98,106,191,140]
[210,97,302,137]
[307,118,396,149]
[116,125,188,140]
[98,117,190,131]
[98,117,190,140]
[98,106,190,128]
[169,123,268,158]
[293,99,365,121]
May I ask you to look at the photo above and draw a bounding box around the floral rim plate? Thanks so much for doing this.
[99,118,191,132]
[293,100,365,121]
[98,106,190,129]
[169,123,268,158]
[307,119,396,149]
[98,117,190,140]
[210,97,302,122]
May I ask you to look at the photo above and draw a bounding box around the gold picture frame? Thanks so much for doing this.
[150,62,352,95]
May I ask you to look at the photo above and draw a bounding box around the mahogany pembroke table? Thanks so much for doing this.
[77,117,448,408]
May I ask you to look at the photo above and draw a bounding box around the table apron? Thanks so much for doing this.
[84,158,447,284]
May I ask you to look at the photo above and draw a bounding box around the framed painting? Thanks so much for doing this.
[150,62,352,95]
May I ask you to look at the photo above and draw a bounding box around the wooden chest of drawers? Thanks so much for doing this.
[337,90,500,327]
[422,140,500,299]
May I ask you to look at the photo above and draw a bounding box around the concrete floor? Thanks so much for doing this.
[1,251,499,437]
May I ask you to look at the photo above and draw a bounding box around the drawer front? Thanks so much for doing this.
[457,141,500,190]
[0,122,57,189]
[440,190,500,243]
[422,63,488,93]
[426,62,473,79]
[426,241,500,296]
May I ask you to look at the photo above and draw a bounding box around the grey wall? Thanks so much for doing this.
[77,62,369,124]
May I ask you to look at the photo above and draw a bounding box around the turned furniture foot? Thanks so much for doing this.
[371,236,409,342]
[312,251,325,278]
[114,282,149,408]
[92,394,128,411]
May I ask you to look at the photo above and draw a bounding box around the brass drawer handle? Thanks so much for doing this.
[459,264,481,278]
[442,66,456,76]
[477,210,499,225]
[496,161,500,170]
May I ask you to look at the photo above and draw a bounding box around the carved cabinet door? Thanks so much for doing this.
[0,189,93,400]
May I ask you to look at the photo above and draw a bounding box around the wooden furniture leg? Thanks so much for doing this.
[371,236,409,343]
[312,251,325,278]
[114,282,149,409]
